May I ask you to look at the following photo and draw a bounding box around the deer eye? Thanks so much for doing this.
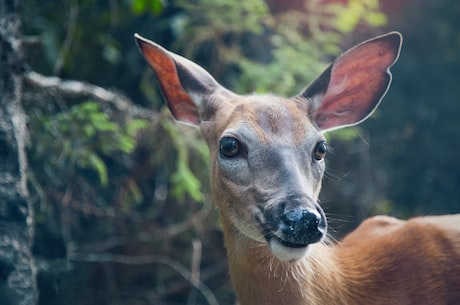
[220,137,240,158]
[313,141,328,161]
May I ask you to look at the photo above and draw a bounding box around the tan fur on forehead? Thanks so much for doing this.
[225,96,313,144]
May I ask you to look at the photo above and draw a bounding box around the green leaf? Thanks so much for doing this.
[131,0,148,15]
[94,120,118,132]
[88,153,109,186]
[365,11,388,27]
[150,0,166,15]
[126,119,149,137]
[171,162,203,202]
[117,134,136,153]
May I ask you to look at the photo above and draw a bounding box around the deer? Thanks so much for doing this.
[134,31,460,305]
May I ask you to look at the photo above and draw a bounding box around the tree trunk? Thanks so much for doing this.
[0,0,37,304]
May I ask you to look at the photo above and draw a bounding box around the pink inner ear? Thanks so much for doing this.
[138,39,200,125]
[314,37,399,131]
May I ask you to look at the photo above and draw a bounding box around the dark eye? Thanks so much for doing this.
[313,141,328,161]
[220,137,240,158]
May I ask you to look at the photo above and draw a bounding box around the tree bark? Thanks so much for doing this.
[0,0,37,304]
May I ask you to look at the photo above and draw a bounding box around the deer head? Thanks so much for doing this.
[135,32,402,262]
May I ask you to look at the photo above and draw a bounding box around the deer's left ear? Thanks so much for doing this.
[298,32,402,131]
[135,34,235,126]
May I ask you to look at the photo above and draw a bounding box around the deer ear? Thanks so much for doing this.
[299,32,402,131]
[134,34,233,126]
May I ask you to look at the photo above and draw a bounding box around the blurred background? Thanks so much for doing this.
[16,0,460,304]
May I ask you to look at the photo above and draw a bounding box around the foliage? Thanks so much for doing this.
[131,0,167,15]
[31,101,147,186]
[327,0,387,33]
[161,118,209,202]
[173,0,388,96]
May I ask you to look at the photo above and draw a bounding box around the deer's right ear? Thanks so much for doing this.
[298,32,402,131]
[135,34,233,126]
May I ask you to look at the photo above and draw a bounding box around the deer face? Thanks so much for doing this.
[202,95,327,261]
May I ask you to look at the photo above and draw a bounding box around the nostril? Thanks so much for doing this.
[282,206,320,227]
[283,208,303,223]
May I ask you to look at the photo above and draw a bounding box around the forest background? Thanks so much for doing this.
[1,0,459,304]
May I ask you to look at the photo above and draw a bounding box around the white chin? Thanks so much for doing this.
[269,239,311,262]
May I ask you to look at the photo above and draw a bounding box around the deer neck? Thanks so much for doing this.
[220,216,351,305]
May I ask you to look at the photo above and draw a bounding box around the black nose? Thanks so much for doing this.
[279,204,326,246]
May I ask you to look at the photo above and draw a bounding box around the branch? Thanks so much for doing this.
[69,251,220,305]
[75,197,214,252]
[23,70,158,121]
[53,0,78,75]
[187,239,202,305]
